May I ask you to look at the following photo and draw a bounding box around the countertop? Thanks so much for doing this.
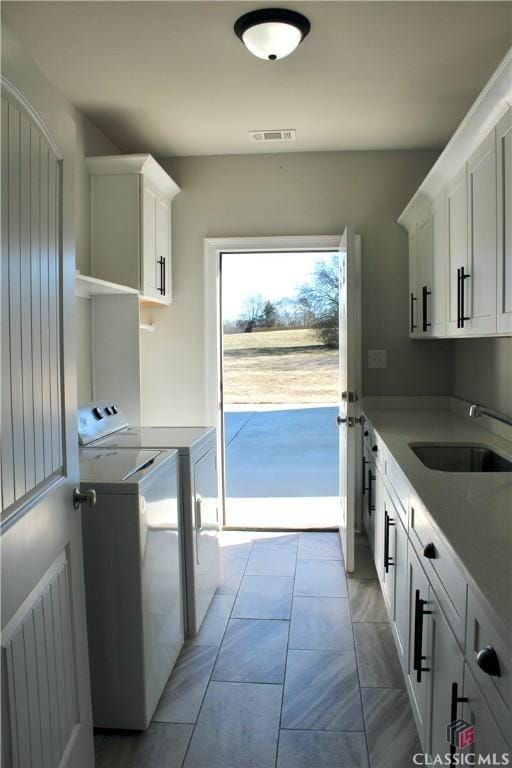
[363,409,512,633]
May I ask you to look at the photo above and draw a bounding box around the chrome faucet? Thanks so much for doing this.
[469,403,512,427]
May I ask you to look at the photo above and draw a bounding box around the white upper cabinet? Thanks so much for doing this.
[430,191,447,337]
[466,129,497,334]
[497,106,512,334]
[417,213,433,337]
[447,128,497,336]
[398,48,511,339]
[87,155,179,306]
[408,227,419,337]
[446,166,469,336]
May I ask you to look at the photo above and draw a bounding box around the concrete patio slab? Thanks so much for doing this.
[224,405,340,528]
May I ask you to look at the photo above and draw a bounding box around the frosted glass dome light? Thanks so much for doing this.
[234,9,311,61]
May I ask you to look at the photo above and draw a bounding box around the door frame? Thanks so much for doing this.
[204,234,343,527]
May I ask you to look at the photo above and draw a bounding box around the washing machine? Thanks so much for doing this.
[79,446,183,730]
[78,402,220,636]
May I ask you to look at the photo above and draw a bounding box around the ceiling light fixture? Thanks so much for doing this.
[234,8,311,61]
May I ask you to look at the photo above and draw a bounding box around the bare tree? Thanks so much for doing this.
[242,294,266,326]
[298,255,339,347]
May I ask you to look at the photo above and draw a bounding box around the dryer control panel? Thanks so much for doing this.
[78,401,128,445]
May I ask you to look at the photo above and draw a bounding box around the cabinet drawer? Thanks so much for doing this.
[409,498,467,647]
[385,453,409,526]
[371,430,385,472]
[465,588,511,741]
[463,664,511,755]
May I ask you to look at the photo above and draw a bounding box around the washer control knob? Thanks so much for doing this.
[92,407,103,420]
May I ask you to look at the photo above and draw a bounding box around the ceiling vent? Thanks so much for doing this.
[250,129,296,143]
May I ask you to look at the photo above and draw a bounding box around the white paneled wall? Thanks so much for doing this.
[1,97,63,513]
[1,552,78,768]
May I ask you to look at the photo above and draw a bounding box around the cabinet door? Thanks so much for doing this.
[373,470,385,580]
[446,166,468,336]
[155,194,171,304]
[362,443,372,544]
[417,215,433,337]
[409,227,419,337]
[467,129,497,334]
[407,543,430,746]
[462,665,510,760]
[193,447,220,632]
[366,458,377,554]
[431,191,447,337]
[393,516,409,669]
[427,588,465,762]
[381,490,397,616]
[141,178,160,301]
[497,106,512,334]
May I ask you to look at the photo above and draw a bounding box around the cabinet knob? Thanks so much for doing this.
[372,445,378,452]
[423,542,436,559]
[476,646,501,677]
[363,430,369,437]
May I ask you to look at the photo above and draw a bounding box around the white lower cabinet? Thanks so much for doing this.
[361,442,373,548]
[373,469,385,580]
[392,513,409,669]
[365,417,511,761]
[366,456,377,555]
[407,543,431,745]
[462,665,510,762]
[381,488,396,615]
[426,588,465,762]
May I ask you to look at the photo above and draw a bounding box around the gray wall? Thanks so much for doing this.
[140,150,452,424]
[2,19,121,405]
[73,111,121,403]
[453,338,512,416]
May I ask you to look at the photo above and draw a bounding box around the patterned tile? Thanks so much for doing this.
[212,619,288,683]
[294,560,348,597]
[190,594,235,647]
[252,532,298,549]
[353,623,403,688]
[245,543,297,576]
[277,730,368,768]
[362,688,422,768]
[153,644,217,724]
[95,722,193,768]
[282,649,363,731]
[233,575,294,619]
[348,579,388,622]
[349,545,378,580]
[183,681,282,768]
[216,557,246,595]
[298,532,342,560]
[289,597,353,651]
[218,534,253,560]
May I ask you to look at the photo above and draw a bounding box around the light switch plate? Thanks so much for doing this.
[368,349,387,369]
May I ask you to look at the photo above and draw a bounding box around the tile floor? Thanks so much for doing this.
[95,530,421,768]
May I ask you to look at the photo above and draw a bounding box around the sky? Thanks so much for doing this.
[221,251,335,321]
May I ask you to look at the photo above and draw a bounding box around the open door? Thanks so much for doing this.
[337,226,362,573]
[1,84,94,766]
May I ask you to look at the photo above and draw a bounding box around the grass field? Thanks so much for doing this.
[223,328,339,404]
